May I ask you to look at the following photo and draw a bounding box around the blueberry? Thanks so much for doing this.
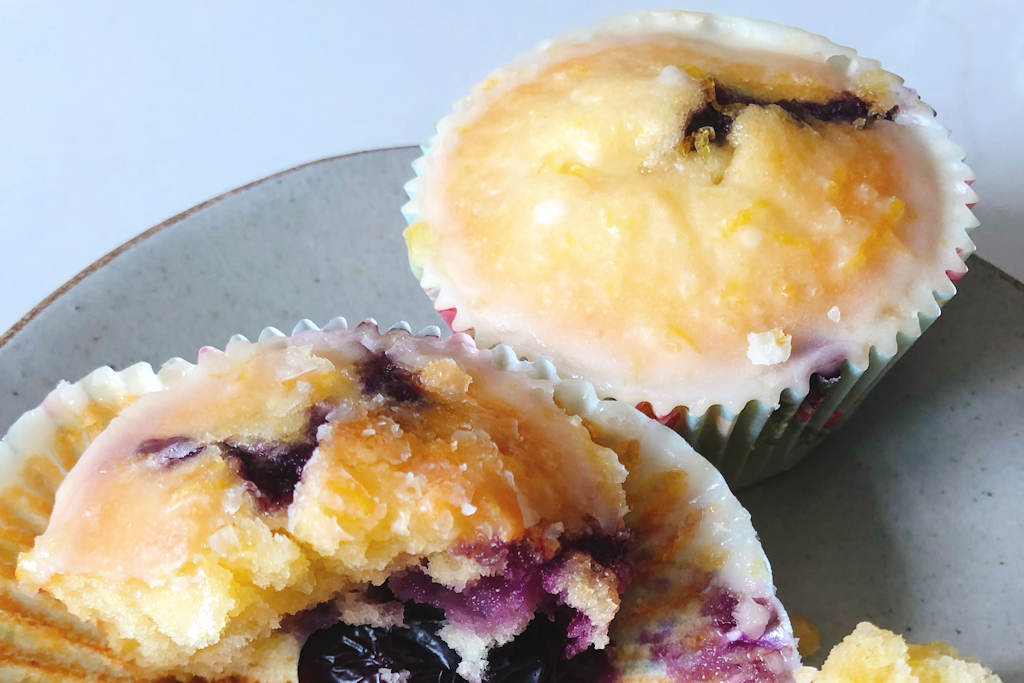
[217,404,330,510]
[298,606,614,683]
[298,606,461,683]
[486,614,613,683]
[358,351,425,404]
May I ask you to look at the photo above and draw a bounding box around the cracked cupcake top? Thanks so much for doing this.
[405,10,977,414]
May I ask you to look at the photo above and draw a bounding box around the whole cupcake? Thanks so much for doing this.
[1,319,800,681]
[402,10,979,486]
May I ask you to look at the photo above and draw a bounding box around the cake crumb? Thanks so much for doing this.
[808,622,1001,682]
[746,328,792,366]
[827,306,841,323]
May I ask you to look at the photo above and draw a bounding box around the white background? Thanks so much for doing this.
[1,0,1021,333]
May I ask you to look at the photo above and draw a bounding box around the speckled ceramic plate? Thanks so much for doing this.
[1,147,1021,678]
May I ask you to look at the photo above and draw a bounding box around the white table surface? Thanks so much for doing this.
[2,0,1021,333]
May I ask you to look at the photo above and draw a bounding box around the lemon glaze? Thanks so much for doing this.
[405,11,978,416]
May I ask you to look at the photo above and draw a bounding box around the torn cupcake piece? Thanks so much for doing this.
[2,319,803,682]
[14,322,629,682]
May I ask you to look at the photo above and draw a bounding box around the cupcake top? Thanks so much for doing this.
[405,10,978,414]
[16,322,630,681]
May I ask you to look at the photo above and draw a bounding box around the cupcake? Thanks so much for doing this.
[2,319,800,681]
[402,10,979,486]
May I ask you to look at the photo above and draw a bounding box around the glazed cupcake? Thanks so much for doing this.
[402,10,978,486]
[2,319,800,681]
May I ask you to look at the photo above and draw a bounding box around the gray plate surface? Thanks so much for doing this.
[1,147,1021,678]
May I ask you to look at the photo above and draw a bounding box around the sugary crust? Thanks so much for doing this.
[403,10,979,415]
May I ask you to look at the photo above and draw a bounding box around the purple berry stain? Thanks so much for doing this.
[358,351,425,404]
[137,405,330,510]
[218,404,330,509]
[135,436,203,466]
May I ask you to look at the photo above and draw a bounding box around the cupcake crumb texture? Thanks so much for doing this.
[802,622,1002,682]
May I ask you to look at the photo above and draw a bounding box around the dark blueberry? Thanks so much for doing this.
[683,100,734,145]
[559,530,632,587]
[775,92,870,124]
[298,608,614,683]
[486,613,614,683]
[135,436,203,466]
[682,80,888,151]
[716,86,882,126]
[358,351,425,404]
[219,439,316,509]
[217,404,330,509]
[298,607,461,683]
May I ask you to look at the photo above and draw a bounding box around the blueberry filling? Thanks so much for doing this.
[218,439,317,509]
[682,77,899,149]
[641,586,794,681]
[359,351,425,404]
[388,534,630,659]
[220,403,330,509]
[134,405,330,510]
[298,603,613,683]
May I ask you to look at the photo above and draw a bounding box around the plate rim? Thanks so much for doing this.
[3,145,1020,350]
[0,146,413,349]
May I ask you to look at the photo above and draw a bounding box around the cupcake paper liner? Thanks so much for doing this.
[657,320,939,487]
[0,362,166,681]
[0,317,798,680]
[401,9,979,488]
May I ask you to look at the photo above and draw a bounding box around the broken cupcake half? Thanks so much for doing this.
[2,320,799,682]
[403,10,979,486]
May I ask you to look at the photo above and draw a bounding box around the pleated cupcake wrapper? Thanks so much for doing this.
[666,296,948,488]
[0,361,170,681]
[401,10,980,489]
[0,317,799,680]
